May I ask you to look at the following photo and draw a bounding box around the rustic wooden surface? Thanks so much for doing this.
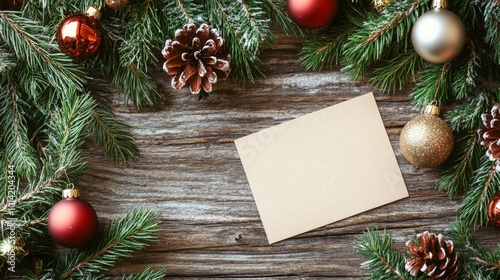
[79,33,498,279]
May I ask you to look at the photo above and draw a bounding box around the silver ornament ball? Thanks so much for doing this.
[411,8,466,64]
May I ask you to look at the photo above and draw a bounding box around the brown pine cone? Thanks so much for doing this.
[162,23,231,94]
[405,232,460,280]
[478,103,500,171]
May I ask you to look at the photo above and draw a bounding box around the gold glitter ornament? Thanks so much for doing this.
[400,103,454,168]
[105,0,129,10]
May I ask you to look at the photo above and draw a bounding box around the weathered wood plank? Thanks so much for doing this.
[76,34,497,278]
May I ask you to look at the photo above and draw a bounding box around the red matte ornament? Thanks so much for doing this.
[0,0,23,11]
[488,192,500,230]
[57,7,102,60]
[286,0,338,29]
[47,189,98,248]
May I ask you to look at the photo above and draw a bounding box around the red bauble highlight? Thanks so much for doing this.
[57,10,102,60]
[48,197,98,248]
[488,192,500,230]
[287,0,338,29]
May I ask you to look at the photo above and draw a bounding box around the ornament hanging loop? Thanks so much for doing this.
[433,0,447,9]
[425,101,441,116]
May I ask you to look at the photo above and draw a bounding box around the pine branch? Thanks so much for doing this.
[343,0,428,80]
[56,208,162,278]
[446,91,492,132]
[115,0,163,107]
[0,77,38,179]
[261,0,303,36]
[206,0,271,81]
[0,11,86,94]
[164,0,203,27]
[437,133,482,198]
[0,45,16,73]
[410,63,452,109]
[87,87,139,166]
[370,51,423,94]
[482,1,500,65]
[355,229,414,280]
[448,222,500,279]
[458,157,500,228]
[122,267,166,280]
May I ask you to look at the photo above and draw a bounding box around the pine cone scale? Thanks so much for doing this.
[163,23,231,94]
[405,232,460,280]
[479,103,500,171]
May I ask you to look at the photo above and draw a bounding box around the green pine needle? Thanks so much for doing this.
[355,229,415,280]
[458,157,500,228]
[56,208,162,278]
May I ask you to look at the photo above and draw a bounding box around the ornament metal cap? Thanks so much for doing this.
[62,188,80,199]
[85,7,102,20]
[432,0,447,9]
[425,103,441,115]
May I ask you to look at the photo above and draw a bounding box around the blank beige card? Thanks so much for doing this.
[234,92,408,244]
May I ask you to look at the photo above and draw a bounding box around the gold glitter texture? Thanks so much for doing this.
[400,105,454,168]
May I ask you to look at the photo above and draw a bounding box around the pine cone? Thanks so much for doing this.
[162,23,231,94]
[478,103,500,171]
[405,232,460,280]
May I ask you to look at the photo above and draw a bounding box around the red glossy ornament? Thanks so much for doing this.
[47,189,98,248]
[0,0,23,11]
[286,0,338,29]
[57,7,102,60]
[488,192,500,230]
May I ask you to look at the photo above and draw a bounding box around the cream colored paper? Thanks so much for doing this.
[234,93,408,244]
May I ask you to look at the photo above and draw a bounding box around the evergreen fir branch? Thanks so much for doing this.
[437,133,482,198]
[122,267,166,280]
[343,0,428,80]
[87,87,139,165]
[482,2,500,65]
[0,78,38,179]
[56,208,162,278]
[120,1,162,72]
[446,91,492,132]
[300,18,357,71]
[370,51,422,94]
[0,11,86,94]
[410,63,452,108]
[451,41,480,100]
[111,65,164,109]
[448,222,500,279]
[206,0,269,81]
[355,229,415,280]
[164,0,202,27]
[458,157,500,228]
[261,0,303,36]
[0,45,16,73]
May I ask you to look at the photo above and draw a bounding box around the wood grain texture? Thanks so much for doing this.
[77,33,498,279]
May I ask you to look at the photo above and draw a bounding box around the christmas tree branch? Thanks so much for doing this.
[459,157,500,228]
[87,87,139,165]
[343,0,427,80]
[112,0,164,108]
[123,267,166,280]
[448,222,500,279]
[0,11,86,94]
[355,229,413,280]
[164,0,202,28]
[56,208,162,278]
[482,1,500,65]
[410,63,451,108]
[206,0,266,81]
[0,78,38,179]
[370,51,422,94]
[261,0,302,36]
